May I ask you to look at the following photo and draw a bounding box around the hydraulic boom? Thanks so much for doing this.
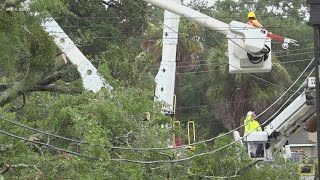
[143,0,298,73]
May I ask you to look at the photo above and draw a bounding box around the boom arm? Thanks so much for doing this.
[143,0,298,74]
[144,0,229,36]
[154,6,180,115]
[23,0,113,93]
[42,18,113,92]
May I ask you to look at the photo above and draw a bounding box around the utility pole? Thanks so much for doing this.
[307,0,320,177]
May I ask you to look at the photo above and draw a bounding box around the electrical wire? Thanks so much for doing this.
[275,52,313,58]
[127,0,312,98]
[111,58,314,152]
[274,47,314,54]
[108,0,315,153]
[146,54,313,73]
[1,65,314,164]
[251,58,314,121]
[262,67,315,126]
[172,56,314,72]
[0,129,102,160]
[0,116,108,149]
[2,0,313,167]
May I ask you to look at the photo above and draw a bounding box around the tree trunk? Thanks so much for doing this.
[232,88,247,135]
[0,80,26,106]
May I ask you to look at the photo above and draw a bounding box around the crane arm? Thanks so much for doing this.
[143,0,229,36]
[23,0,113,93]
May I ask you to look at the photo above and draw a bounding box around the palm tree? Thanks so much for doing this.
[142,18,203,120]
[205,47,292,133]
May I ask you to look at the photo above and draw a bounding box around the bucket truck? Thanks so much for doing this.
[23,0,113,93]
[150,1,315,177]
[232,76,317,179]
[41,18,113,93]
[143,0,298,73]
[146,0,298,116]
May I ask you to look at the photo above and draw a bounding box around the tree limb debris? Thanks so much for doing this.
[0,163,43,176]
[0,54,82,107]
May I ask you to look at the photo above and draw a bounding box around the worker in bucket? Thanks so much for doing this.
[247,12,264,28]
[244,111,264,158]
[244,111,262,136]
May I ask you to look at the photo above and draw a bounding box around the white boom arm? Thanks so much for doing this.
[42,18,113,92]
[243,77,316,160]
[264,86,316,149]
[154,4,180,115]
[23,0,113,93]
[144,0,229,36]
[143,0,298,74]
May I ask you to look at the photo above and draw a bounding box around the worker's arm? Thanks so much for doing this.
[257,125,262,131]
[244,115,252,135]
[252,20,263,28]
[256,121,262,131]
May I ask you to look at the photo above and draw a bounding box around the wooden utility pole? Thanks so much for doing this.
[307,0,320,177]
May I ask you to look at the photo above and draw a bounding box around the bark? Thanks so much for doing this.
[0,65,81,107]
[36,66,75,86]
[0,163,42,176]
[0,80,26,106]
[0,83,13,92]
[232,87,247,135]
[31,85,82,94]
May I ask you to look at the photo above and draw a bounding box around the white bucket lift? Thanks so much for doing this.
[244,131,268,160]
[227,21,272,73]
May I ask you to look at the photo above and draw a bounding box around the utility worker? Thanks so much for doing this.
[244,111,262,136]
[247,12,264,28]
[244,111,264,158]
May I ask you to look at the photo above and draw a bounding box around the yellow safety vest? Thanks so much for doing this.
[244,115,262,136]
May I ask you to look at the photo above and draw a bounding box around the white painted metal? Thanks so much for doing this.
[228,21,268,54]
[227,21,272,73]
[307,77,316,88]
[42,18,113,92]
[143,0,229,36]
[265,91,314,136]
[154,0,181,114]
[23,0,112,92]
[244,131,268,142]
[143,0,272,73]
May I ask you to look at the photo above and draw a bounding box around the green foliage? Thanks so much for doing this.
[0,0,314,179]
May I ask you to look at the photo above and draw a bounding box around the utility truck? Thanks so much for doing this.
[146,0,315,178]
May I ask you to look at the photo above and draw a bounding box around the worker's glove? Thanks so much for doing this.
[284,38,299,46]
[282,38,299,49]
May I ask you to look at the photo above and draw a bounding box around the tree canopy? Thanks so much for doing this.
[0,0,313,179]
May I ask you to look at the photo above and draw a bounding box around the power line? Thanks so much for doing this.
[262,67,315,126]
[173,56,313,72]
[176,96,295,110]
[49,15,306,21]
[0,68,313,164]
[0,129,101,160]
[275,52,313,58]
[0,116,108,149]
[274,47,314,54]
[126,0,312,97]
[112,59,313,152]
[147,53,314,72]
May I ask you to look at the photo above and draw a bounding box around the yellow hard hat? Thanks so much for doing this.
[247,12,256,19]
